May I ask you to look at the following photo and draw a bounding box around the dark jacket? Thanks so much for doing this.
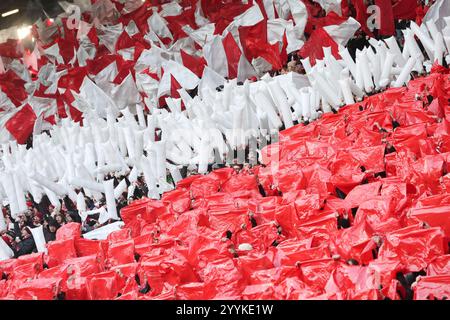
[14,237,36,258]
[43,228,56,243]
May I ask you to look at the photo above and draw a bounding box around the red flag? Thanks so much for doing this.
[116,31,136,51]
[118,3,152,34]
[87,54,118,75]
[0,70,28,106]
[170,75,182,98]
[113,60,135,84]
[87,24,99,47]
[0,39,22,59]
[376,0,395,36]
[393,0,418,20]
[180,50,207,78]
[239,20,285,71]
[353,0,374,37]
[280,31,288,67]
[239,20,268,62]
[298,27,340,65]
[63,89,83,123]
[58,66,89,93]
[5,104,37,144]
[201,0,252,34]
[69,105,83,123]
[58,18,78,64]
[56,96,68,119]
[45,115,56,125]
[157,74,185,110]
[222,33,241,79]
[134,42,146,62]
[259,42,284,71]
[165,6,197,42]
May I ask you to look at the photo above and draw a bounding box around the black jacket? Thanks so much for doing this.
[14,237,36,258]
[43,229,56,243]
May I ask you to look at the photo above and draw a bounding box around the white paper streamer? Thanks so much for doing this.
[114,179,128,199]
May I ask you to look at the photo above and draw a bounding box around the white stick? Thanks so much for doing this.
[313,73,341,107]
[29,172,67,197]
[0,173,20,218]
[13,174,28,214]
[114,179,128,199]
[410,21,435,60]
[379,53,395,88]
[268,80,294,128]
[339,77,355,105]
[385,36,406,67]
[300,87,311,119]
[103,179,119,221]
[135,104,146,128]
[70,177,105,193]
[359,50,374,93]
[393,56,417,87]
[252,91,283,129]
[434,33,445,65]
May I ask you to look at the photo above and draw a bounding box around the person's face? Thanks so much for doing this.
[56,215,62,223]
[33,216,41,225]
[66,214,73,222]
[49,225,56,233]
[21,228,30,239]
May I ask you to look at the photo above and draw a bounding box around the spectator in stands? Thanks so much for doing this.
[14,227,36,258]
[43,219,58,243]
[116,195,128,215]
[31,215,42,227]
[54,213,66,227]
[13,213,29,237]
[84,195,96,210]
[82,216,100,233]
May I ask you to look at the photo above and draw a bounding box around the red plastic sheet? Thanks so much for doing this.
[414,275,450,300]
[107,239,135,267]
[5,104,37,144]
[75,238,107,257]
[86,271,119,300]
[410,206,450,238]
[46,239,77,268]
[56,223,81,241]
[298,27,340,65]
[378,226,447,272]
[13,278,61,300]
[427,255,450,276]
